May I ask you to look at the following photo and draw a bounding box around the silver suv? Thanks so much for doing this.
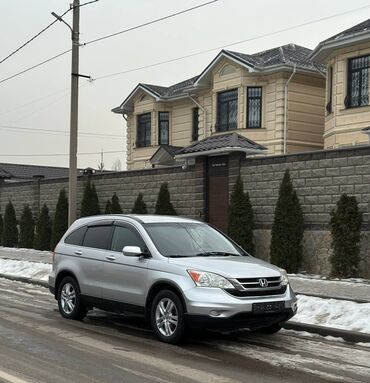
[49,215,297,344]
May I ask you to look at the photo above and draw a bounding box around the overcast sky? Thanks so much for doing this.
[1,0,369,170]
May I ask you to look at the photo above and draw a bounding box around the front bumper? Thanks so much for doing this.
[182,283,297,330]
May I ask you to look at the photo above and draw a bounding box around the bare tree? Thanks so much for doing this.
[111,159,122,171]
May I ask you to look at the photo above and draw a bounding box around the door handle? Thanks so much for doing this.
[106,255,116,261]
[74,250,82,255]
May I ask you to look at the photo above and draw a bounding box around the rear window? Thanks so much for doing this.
[65,226,87,246]
[82,226,113,250]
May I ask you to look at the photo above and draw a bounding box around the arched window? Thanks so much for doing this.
[220,64,236,76]
[139,94,150,102]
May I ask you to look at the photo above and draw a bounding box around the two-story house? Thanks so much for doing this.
[311,18,370,149]
[113,44,326,170]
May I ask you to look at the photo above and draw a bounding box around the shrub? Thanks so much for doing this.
[3,200,18,247]
[228,176,255,254]
[155,183,177,215]
[34,204,52,251]
[270,170,304,273]
[105,200,112,214]
[111,193,122,214]
[0,213,3,246]
[19,204,34,248]
[80,181,100,217]
[131,193,147,214]
[51,189,68,249]
[330,194,362,278]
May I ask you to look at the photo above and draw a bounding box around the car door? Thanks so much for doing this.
[102,222,149,308]
[77,221,114,299]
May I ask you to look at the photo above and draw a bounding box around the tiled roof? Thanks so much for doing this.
[139,44,324,100]
[321,18,370,44]
[0,163,73,181]
[176,132,267,155]
[226,44,325,73]
[160,145,184,156]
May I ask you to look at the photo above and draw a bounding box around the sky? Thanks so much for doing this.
[0,0,369,171]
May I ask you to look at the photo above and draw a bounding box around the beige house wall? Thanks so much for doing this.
[126,58,325,169]
[324,43,370,149]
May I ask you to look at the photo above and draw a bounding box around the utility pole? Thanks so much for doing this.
[68,0,80,226]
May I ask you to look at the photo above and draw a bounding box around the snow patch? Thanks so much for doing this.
[0,259,51,282]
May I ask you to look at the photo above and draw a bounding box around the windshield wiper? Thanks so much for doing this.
[194,252,239,257]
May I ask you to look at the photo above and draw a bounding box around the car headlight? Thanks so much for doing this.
[279,268,289,285]
[187,270,234,289]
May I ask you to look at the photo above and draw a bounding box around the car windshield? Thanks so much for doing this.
[144,222,244,257]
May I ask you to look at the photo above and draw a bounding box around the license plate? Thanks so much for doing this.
[252,301,285,314]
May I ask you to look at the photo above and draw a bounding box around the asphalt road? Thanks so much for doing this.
[0,279,369,383]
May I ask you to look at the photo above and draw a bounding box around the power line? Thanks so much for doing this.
[0,49,71,85]
[83,0,219,46]
[0,9,71,65]
[93,4,370,81]
[0,125,122,138]
[0,150,125,158]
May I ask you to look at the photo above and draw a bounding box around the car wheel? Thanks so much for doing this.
[57,276,87,320]
[151,290,185,344]
[255,323,282,334]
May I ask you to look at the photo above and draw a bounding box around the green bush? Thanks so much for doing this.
[19,205,34,248]
[228,176,255,254]
[3,200,18,247]
[131,193,147,214]
[111,193,122,214]
[155,183,177,215]
[34,204,52,251]
[0,213,3,246]
[51,189,68,249]
[330,194,362,278]
[270,170,304,273]
[80,181,100,217]
[105,200,112,214]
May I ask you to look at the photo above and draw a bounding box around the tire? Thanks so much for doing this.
[255,323,282,334]
[57,276,87,321]
[150,290,186,344]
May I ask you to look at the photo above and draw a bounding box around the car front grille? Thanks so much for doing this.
[226,276,286,297]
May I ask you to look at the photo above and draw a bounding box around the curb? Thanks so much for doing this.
[284,321,370,343]
[296,292,370,304]
[0,273,48,288]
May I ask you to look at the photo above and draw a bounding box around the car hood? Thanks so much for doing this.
[168,256,281,279]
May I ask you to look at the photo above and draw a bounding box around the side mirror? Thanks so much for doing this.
[122,246,142,257]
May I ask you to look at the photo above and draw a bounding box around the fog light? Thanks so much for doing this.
[210,310,222,317]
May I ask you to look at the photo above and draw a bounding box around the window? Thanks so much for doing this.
[82,226,113,250]
[111,226,146,252]
[326,67,333,114]
[216,89,238,131]
[192,107,199,141]
[65,226,87,246]
[158,112,169,145]
[137,113,151,147]
[345,55,370,108]
[247,87,262,128]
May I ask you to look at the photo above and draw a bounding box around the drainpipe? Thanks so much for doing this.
[283,65,296,154]
[188,94,206,136]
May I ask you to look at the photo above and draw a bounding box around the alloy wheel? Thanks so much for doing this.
[60,282,76,314]
[155,298,178,337]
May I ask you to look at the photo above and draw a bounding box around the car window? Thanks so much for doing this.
[65,226,87,246]
[82,226,113,250]
[111,226,145,252]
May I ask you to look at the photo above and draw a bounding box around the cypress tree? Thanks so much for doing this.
[0,213,3,246]
[155,183,177,215]
[131,193,148,214]
[51,189,68,249]
[111,193,122,214]
[80,181,100,217]
[330,194,362,278]
[3,200,18,247]
[19,204,34,248]
[105,200,112,214]
[228,176,255,254]
[270,170,304,273]
[34,204,52,251]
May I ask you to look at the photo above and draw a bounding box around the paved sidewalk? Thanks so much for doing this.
[1,246,369,303]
